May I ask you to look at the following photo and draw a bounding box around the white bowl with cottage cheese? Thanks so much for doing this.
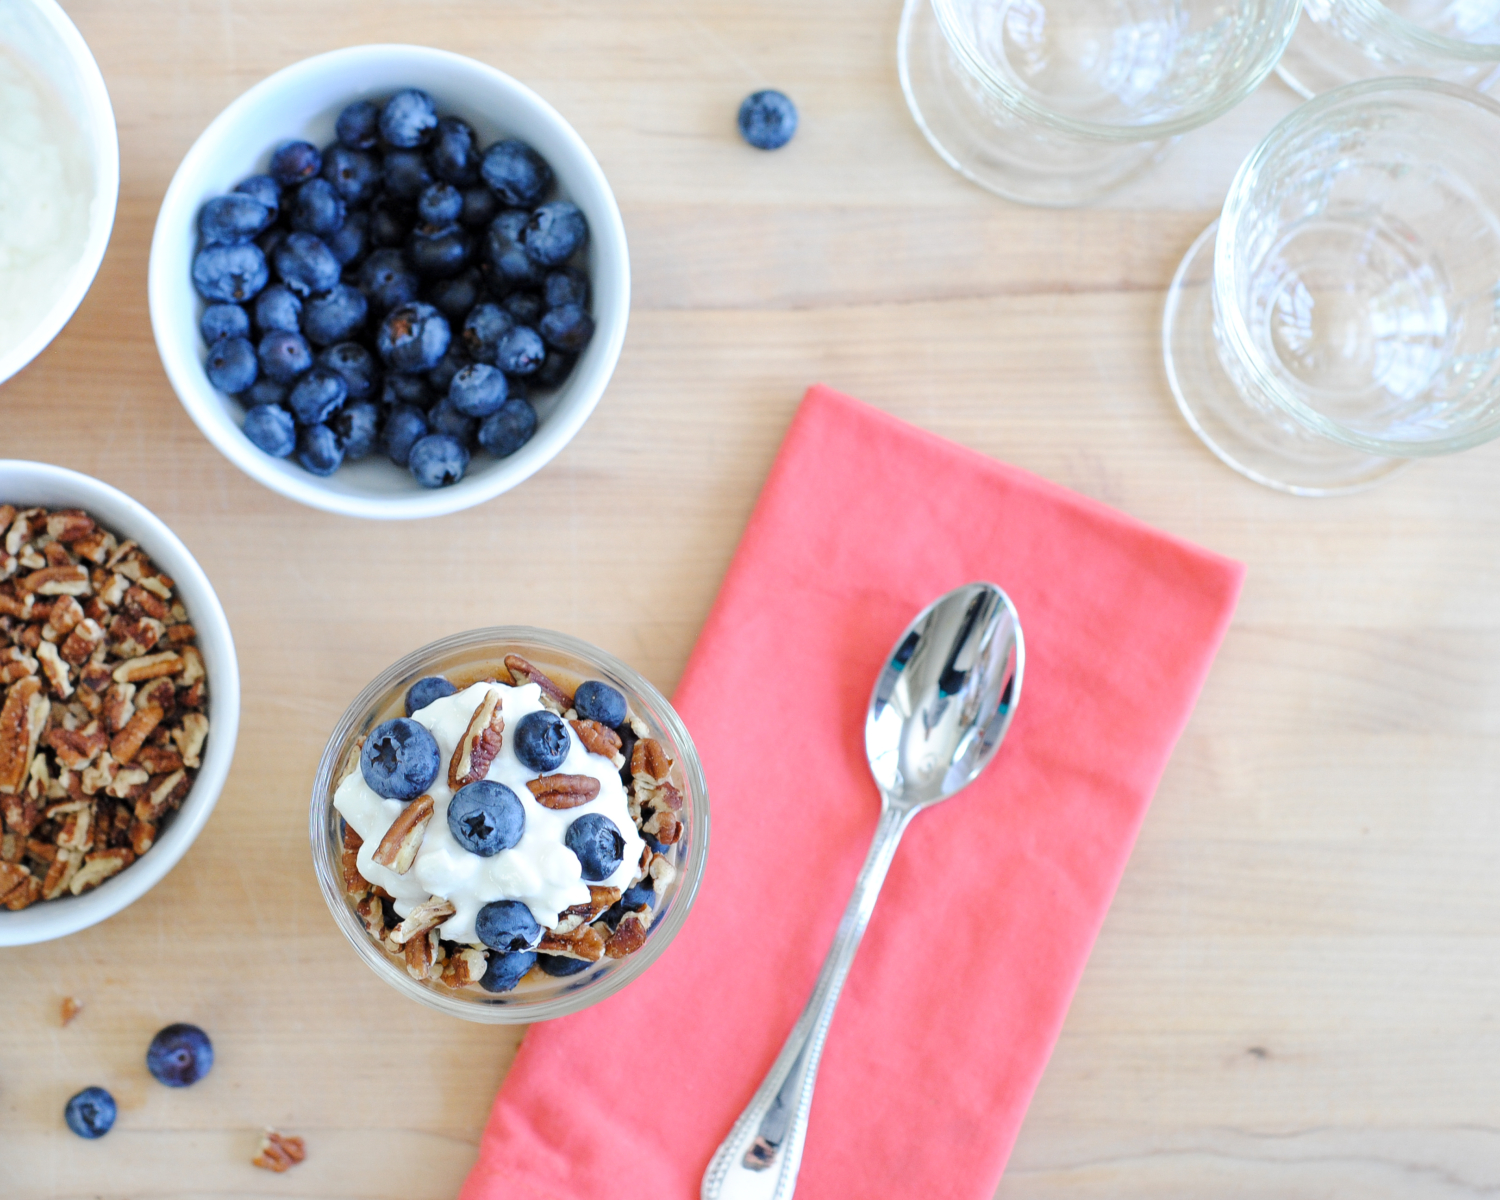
[311,627,708,1023]
[0,1,118,387]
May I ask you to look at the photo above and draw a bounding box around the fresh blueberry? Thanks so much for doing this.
[300,283,368,346]
[544,268,589,310]
[64,1087,116,1138]
[296,423,344,476]
[426,346,471,395]
[272,231,340,297]
[325,210,369,267]
[417,182,463,228]
[233,174,281,223]
[269,140,322,186]
[495,325,545,376]
[483,209,543,289]
[358,248,419,312]
[198,193,273,245]
[377,302,450,372]
[620,879,657,910]
[242,403,296,457]
[407,433,469,487]
[501,290,543,326]
[146,1023,214,1087]
[641,831,667,855]
[330,401,380,460]
[254,284,301,334]
[461,301,514,364]
[382,148,434,200]
[474,898,541,952]
[522,201,587,267]
[426,266,483,322]
[205,336,257,394]
[533,348,575,389]
[319,342,378,400]
[429,116,479,185]
[480,139,552,207]
[382,372,433,409]
[513,710,570,772]
[336,99,380,150]
[460,186,498,229]
[737,89,798,150]
[256,225,287,263]
[447,780,525,856]
[565,814,625,882]
[244,377,288,407]
[408,226,471,278]
[448,363,507,417]
[574,681,626,728]
[404,674,456,716]
[479,949,537,993]
[368,193,415,246]
[426,400,476,446]
[290,177,346,237]
[380,89,438,148]
[536,954,591,977]
[200,303,249,343]
[477,397,537,458]
[360,716,440,800]
[257,329,313,385]
[381,404,428,467]
[288,365,348,424]
[321,144,380,206]
[539,303,594,352]
[192,243,268,303]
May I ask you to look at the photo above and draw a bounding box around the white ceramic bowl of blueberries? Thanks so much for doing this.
[148,44,628,520]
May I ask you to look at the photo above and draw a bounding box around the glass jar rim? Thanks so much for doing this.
[309,626,710,1023]
[1214,76,1500,456]
[930,0,1302,141]
[1342,0,1500,61]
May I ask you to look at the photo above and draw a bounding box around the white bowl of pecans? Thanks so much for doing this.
[0,461,239,945]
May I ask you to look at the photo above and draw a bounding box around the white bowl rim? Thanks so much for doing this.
[147,43,630,521]
[0,460,241,945]
[0,0,120,386]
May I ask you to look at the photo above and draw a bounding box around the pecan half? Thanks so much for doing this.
[0,677,49,792]
[526,773,600,810]
[112,651,182,683]
[252,1130,307,1173]
[570,718,622,759]
[448,689,504,790]
[390,895,455,945]
[20,565,90,597]
[370,793,434,874]
[503,653,573,713]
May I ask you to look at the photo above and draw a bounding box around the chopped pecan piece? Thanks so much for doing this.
[35,641,72,698]
[642,807,683,846]
[0,860,30,897]
[252,1130,307,1173]
[165,623,197,645]
[404,927,441,979]
[128,818,156,856]
[171,712,209,768]
[135,745,183,775]
[41,849,82,899]
[0,646,36,684]
[355,894,386,940]
[59,618,105,666]
[2,871,40,909]
[112,651,182,683]
[110,699,165,764]
[178,645,205,687]
[503,653,574,713]
[527,773,601,810]
[20,565,90,597]
[370,794,434,874]
[447,689,504,789]
[341,823,366,898]
[46,512,95,544]
[537,921,606,961]
[441,946,488,988]
[101,682,135,733]
[390,895,455,944]
[69,847,135,894]
[630,737,673,783]
[124,585,170,621]
[604,911,649,959]
[551,885,621,933]
[570,718,622,759]
[0,677,50,792]
[60,996,83,1026]
[133,770,188,820]
[42,595,84,641]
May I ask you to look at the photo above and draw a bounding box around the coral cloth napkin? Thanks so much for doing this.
[461,385,1244,1200]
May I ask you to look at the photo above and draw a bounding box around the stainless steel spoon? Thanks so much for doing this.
[701,582,1025,1200]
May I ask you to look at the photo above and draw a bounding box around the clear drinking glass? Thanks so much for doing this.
[1277,1,1500,98]
[898,0,1302,206]
[1163,78,1500,495]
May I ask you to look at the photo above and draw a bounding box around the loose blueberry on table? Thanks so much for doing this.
[146,1023,214,1087]
[335,655,686,995]
[737,89,798,150]
[189,89,597,488]
[64,1087,117,1139]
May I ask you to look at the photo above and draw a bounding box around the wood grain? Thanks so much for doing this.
[1,2,1498,1197]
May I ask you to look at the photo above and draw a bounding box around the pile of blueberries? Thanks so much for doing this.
[357,675,651,993]
[191,89,594,488]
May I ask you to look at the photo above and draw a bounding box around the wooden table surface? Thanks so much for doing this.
[5,3,1499,1197]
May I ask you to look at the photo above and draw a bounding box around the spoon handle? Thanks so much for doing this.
[701,803,915,1200]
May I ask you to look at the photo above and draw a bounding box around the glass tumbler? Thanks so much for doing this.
[1277,1,1500,98]
[1163,78,1500,495]
[898,0,1302,206]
